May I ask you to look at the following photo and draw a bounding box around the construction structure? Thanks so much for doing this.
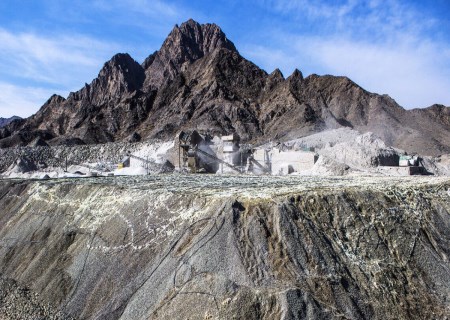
[377,154,424,176]
[251,146,318,175]
[179,131,221,173]
[399,155,419,167]
[178,131,318,175]
[177,130,320,175]
[219,133,243,173]
[117,151,174,174]
[178,130,251,174]
[247,148,271,174]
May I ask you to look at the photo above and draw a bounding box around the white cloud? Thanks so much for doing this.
[0,28,120,88]
[259,0,438,41]
[92,0,179,19]
[248,0,450,108]
[299,37,450,108]
[121,0,178,17]
[243,34,450,108]
[0,82,60,118]
[241,45,297,76]
[261,0,358,19]
[0,28,126,117]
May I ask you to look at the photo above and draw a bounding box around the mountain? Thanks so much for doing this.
[0,116,21,128]
[0,19,449,156]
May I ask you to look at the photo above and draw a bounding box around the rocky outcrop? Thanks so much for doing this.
[0,19,449,156]
[0,176,449,319]
[0,116,21,128]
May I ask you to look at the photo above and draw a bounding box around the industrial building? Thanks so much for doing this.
[176,130,318,175]
[252,147,318,175]
[377,155,424,176]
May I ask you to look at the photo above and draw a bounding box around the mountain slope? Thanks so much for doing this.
[0,19,449,156]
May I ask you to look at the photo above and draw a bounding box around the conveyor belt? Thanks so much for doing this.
[195,148,242,173]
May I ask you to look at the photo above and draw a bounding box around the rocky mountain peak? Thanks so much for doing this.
[412,103,450,127]
[165,19,237,62]
[143,19,237,90]
[98,53,144,86]
[46,94,66,105]
[36,94,66,116]
[288,68,304,82]
[0,20,449,156]
[76,53,145,105]
[270,68,284,79]
[286,68,304,95]
[427,104,449,113]
[264,68,285,91]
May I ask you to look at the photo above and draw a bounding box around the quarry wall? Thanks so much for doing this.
[0,175,449,319]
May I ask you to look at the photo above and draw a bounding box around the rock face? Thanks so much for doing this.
[0,176,449,319]
[0,19,449,156]
[81,53,145,106]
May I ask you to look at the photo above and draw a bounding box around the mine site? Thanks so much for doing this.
[0,14,449,320]
[2,126,450,180]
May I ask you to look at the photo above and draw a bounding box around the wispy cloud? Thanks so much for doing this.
[260,0,435,36]
[92,0,179,18]
[241,45,297,76]
[0,28,123,116]
[117,0,178,18]
[0,28,120,87]
[0,82,58,118]
[87,0,188,53]
[301,36,450,108]
[261,0,358,19]
[246,0,450,108]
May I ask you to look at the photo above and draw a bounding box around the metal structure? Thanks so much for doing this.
[178,131,298,174]
[246,154,271,174]
[196,148,242,173]
[178,130,246,174]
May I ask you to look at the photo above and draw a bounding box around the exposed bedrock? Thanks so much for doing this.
[0,176,449,319]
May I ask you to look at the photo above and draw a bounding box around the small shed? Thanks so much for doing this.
[252,148,318,175]
[271,149,318,175]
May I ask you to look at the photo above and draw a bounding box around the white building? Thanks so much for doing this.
[252,147,318,175]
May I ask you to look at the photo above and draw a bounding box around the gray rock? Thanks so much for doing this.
[8,156,38,173]
[29,137,49,147]
[128,132,141,143]
[158,160,175,173]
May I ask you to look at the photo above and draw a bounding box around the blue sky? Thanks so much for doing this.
[0,0,449,117]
